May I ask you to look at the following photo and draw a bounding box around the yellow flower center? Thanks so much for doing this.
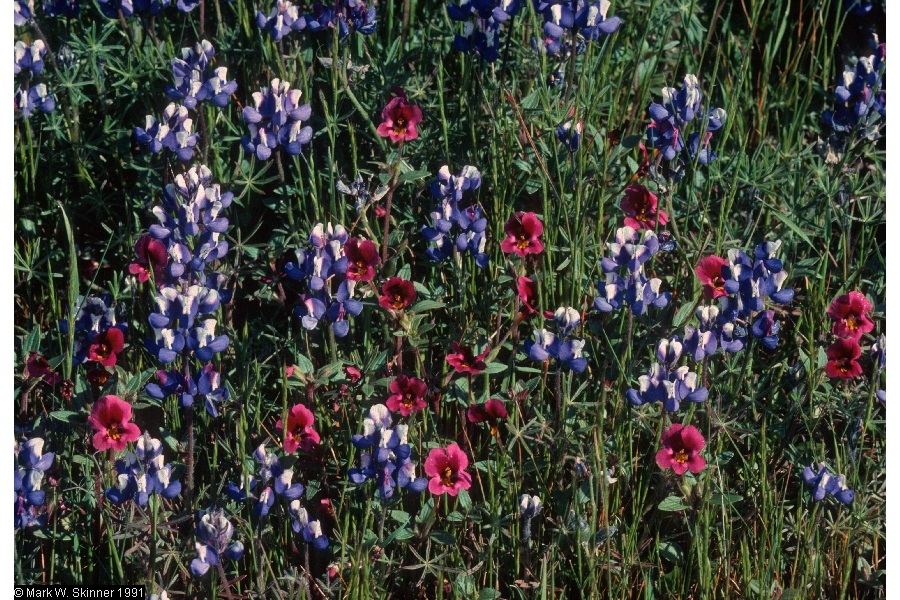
[674,449,688,464]
[441,466,454,487]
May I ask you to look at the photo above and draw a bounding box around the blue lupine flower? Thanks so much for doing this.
[824,44,885,137]
[226,444,304,518]
[626,337,708,412]
[453,18,502,62]
[575,0,621,40]
[242,79,312,160]
[134,103,198,161]
[105,432,182,506]
[61,294,128,366]
[166,41,236,109]
[523,308,588,373]
[191,509,243,577]
[15,84,55,118]
[531,0,620,56]
[14,40,46,76]
[14,0,32,24]
[556,118,583,152]
[423,165,489,268]
[802,463,855,505]
[15,437,54,530]
[682,306,720,361]
[43,0,79,17]
[289,502,328,549]
[349,405,428,498]
[97,0,134,18]
[594,226,671,316]
[646,74,726,172]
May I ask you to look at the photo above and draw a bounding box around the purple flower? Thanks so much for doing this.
[423,165,489,268]
[348,405,428,498]
[289,502,328,549]
[626,337,708,412]
[166,41,236,109]
[105,432,182,506]
[15,437,54,530]
[824,44,885,138]
[14,0,32,24]
[43,0,79,17]
[15,84,55,118]
[802,463,855,505]
[242,78,312,160]
[191,509,243,577]
[14,40,46,76]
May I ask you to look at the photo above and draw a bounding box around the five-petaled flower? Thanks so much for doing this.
[376,94,423,143]
[446,342,489,375]
[467,399,508,435]
[424,443,472,496]
[385,375,428,417]
[87,327,126,367]
[88,395,142,452]
[277,404,321,453]
[343,238,380,282]
[655,423,706,475]
[378,277,417,311]
[826,291,874,340]
[500,212,545,258]
[694,255,729,299]
[824,338,863,379]
[620,185,668,231]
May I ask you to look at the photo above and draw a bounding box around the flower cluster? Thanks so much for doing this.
[226,444,306,517]
[524,307,588,373]
[533,0,622,56]
[106,432,182,505]
[14,39,55,119]
[284,223,376,337]
[165,40,237,110]
[593,226,670,316]
[191,509,244,577]
[257,0,376,42]
[15,437,54,530]
[241,78,313,160]
[96,0,198,17]
[63,294,128,385]
[288,502,328,549]
[626,337,708,412]
[646,74,726,179]
[690,240,794,355]
[146,363,230,416]
[448,0,521,62]
[422,165,489,268]
[802,463,855,505]
[348,404,428,498]
[134,103,199,162]
[823,291,875,380]
[43,0,79,17]
[823,44,885,139]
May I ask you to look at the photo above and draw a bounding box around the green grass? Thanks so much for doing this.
[13,0,885,597]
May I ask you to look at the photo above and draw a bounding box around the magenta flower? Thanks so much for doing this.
[446,342,489,375]
[517,276,539,317]
[385,374,428,416]
[467,399,508,435]
[88,395,142,452]
[378,277,417,311]
[824,338,863,379]
[86,327,125,367]
[620,185,668,231]
[343,238,380,282]
[129,234,168,284]
[694,255,729,300]
[23,352,61,386]
[826,291,874,340]
[500,212,544,258]
[277,404,321,453]
[655,423,706,475]
[376,94,423,143]
[423,443,472,496]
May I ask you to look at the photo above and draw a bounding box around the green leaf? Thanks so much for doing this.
[672,299,697,328]
[390,510,410,524]
[658,540,684,564]
[763,202,816,251]
[657,496,690,512]
[398,170,431,184]
[429,529,456,545]
[22,326,41,359]
[457,488,472,511]
[621,134,644,149]
[294,353,315,375]
[49,410,80,424]
[482,362,507,374]
[478,589,502,600]
[709,492,743,505]
[716,451,735,465]
[72,455,94,468]
[410,300,446,313]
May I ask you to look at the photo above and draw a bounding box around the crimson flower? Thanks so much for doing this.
[129,234,168,284]
[24,352,61,386]
[824,338,863,379]
[694,255,729,299]
[385,375,428,416]
[500,212,544,258]
[826,291,874,340]
[376,95,423,143]
[344,238,380,282]
[277,404,321,454]
[655,423,706,475]
[467,399,508,435]
[87,327,125,367]
[344,365,363,383]
[620,184,668,230]
[446,342,489,375]
[88,395,142,452]
[378,277,417,311]
[423,443,472,496]
[517,276,538,316]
